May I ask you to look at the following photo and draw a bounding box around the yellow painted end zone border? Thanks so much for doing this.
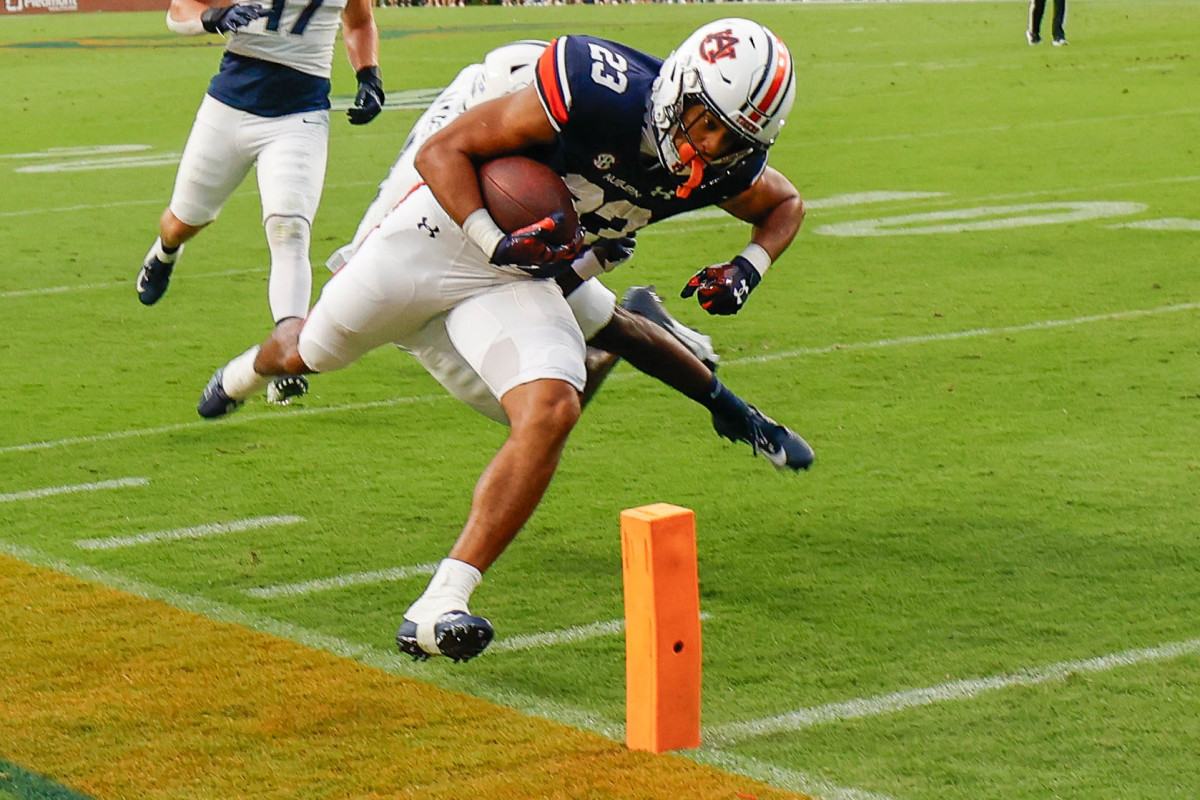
[0,554,810,800]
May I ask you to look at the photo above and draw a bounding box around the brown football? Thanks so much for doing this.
[478,156,579,246]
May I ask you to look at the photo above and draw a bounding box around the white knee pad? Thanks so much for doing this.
[264,214,312,322]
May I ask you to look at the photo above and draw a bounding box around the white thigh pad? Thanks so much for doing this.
[445,281,587,404]
[169,96,256,226]
[253,110,330,223]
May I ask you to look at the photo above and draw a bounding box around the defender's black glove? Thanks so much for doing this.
[348,66,385,125]
[491,212,585,278]
[680,255,762,315]
[592,233,637,271]
[200,3,263,34]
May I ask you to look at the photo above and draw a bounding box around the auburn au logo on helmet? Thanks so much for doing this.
[699,30,740,64]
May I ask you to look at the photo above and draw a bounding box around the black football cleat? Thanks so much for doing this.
[137,254,174,306]
[197,369,243,419]
[713,404,814,471]
[266,375,309,406]
[396,611,494,663]
[621,285,719,371]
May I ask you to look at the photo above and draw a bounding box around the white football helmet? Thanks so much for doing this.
[649,18,796,177]
[472,39,551,107]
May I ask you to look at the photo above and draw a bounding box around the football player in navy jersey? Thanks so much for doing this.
[195,21,808,663]
[137,0,383,405]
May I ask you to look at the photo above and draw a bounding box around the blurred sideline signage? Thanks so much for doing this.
[4,0,164,13]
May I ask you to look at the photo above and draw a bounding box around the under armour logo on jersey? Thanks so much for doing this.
[593,153,616,170]
[699,30,740,64]
[652,186,675,201]
[417,217,439,238]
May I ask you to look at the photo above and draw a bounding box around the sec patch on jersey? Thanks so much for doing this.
[478,156,579,246]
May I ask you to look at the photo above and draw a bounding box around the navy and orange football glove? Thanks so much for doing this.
[680,256,762,315]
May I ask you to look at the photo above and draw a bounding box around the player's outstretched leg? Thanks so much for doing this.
[713,404,814,471]
[621,285,719,370]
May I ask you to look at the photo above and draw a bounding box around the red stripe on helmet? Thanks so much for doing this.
[751,38,791,119]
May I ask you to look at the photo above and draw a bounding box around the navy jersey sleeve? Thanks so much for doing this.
[535,36,653,138]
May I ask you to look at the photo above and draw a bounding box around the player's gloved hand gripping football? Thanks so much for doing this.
[200,2,264,34]
[489,212,585,277]
[681,255,763,315]
[348,66,385,125]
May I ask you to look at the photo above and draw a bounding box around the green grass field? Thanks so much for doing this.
[2,1,1198,798]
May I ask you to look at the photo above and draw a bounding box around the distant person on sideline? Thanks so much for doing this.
[1027,0,1067,46]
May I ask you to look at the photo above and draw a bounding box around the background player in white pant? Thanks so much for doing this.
[197,21,810,664]
[138,0,383,403]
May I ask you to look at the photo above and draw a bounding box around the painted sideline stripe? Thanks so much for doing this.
[0,477,147,503]
[720,301,1200,368]
[708,637,1200,744]
[74,514,305,551]
[695,750,896,800]
[245,562,438,599]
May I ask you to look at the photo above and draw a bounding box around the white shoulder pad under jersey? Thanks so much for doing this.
[226,0,348,79]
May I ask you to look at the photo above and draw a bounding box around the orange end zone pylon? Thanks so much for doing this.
[620,503,702,752]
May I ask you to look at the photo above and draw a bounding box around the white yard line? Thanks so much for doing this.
[0,268,266,299]
[490,618,627,653]
[74,514,306,551]
[244,563,439,599]
[0,477,147,503]
[707,637,1200,745]
[719,302,1200,368]
[3,302,1196,455]
[0,393,452,455]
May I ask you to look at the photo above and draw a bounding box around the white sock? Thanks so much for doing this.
[221,346,270,400]
[404,558,482,624]
[264,215,313,322]
[146,237,183,265]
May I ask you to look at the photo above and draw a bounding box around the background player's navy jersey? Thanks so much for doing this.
[533,35,767,241]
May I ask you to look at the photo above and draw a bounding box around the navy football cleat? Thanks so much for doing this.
[621,285,719,371]
[266,375,309,406]
[713,404,814,471]
[197,369,243,419]
[396,611,494,663]
[136,255,174,306]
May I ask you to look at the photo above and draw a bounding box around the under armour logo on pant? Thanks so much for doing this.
[418,217,439,238]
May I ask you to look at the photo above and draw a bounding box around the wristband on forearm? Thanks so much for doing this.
[462,208,506,259]
[165,11,205,34]
[738,242,772,278]
[571,249,605,281]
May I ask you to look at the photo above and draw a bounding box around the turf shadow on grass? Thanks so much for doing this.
[0,761,97,800]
